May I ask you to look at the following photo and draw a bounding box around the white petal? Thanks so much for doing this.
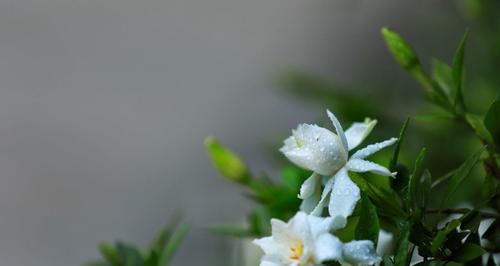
[280,124,347,176]
[253,237,283,255]
[327,110,348,153]
[313,234,343,263]
[310,176,335,216]
[299,173,320,199]
[342,240,381,266]
[346,158,396,177]
[307,215,347,238]
[344,119,377,151]
[351,138,398,160]
[260,255,289,266]
[300,188,321,213]
[329,168,360,218]
[271,218,296,244]
[289,212,312,242]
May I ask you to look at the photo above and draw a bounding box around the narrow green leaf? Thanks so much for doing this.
[205,137,250,183]
[394,221,410,266]
[451,30,469,110]
[430,219,461,255]
[158,224,189,266]
[452,243,485,263]
[408,148,428,216]
[431,59,453,96]
[390,118,410,171]
[466,113,494,144]
[350,173,407,219]
[440,146,486,207]
[484,99,500,146]
[461,210,481,232]
[381,28,421,72]
[355,193,380,244]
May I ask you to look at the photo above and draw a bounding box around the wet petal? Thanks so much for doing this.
[299,173,320,199]
[344,118,377,151]
[342,240,381,266]
[280,124,347,176]
[313,234,343,263]
[310,176,335,216]
[351,138,398,159]
[346,158,396,177]
[307,215,347,238]
[328,168,360,218]
[327,110,348,153]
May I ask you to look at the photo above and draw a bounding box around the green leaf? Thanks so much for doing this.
[349,173,407,219]
[158,224,189,266]
[484,99,500,146]
[98,242,121,266]
[461,210,481,232]
[408,148,428,216]
[381,27,421,72]
[430,219,461,255]
[440,146,486,207]
[394,221,410,266]
[355,193,380,244]
[451,243,485,263]
[205,137,250,183]
[431,59,453,97]
[466,113,494,144]
[451,30,469,111]
[390,118,410,171]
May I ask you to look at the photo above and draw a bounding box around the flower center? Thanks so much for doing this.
[289,242,304,260]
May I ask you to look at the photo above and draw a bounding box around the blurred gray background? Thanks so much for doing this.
[0,0,465,265]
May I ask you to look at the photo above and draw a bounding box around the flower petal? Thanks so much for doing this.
[307,215,347,238]
[280,124,347,176]
[253,237,283,255]
[300,188,321,213]
[342,240,381,266]
[310,176,335,216]
[346,158,396,177]
[260,255,289,266]
[328,168,360,218]
[299,173,320,199]
[313,234,343,263]
[344,119,377,151]
[327,110,348,153]
[350,138,398,160]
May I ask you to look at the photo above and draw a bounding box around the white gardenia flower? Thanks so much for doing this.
[253,212,380,266]
[281,110,397,218]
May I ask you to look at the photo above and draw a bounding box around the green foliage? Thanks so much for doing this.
[393,221,410,266]
[206,140,305,237]
[484,99,500,147]
[207,18,500,266]
[88,217,189,266]
[355,193,380,244]
[440,146,485,208]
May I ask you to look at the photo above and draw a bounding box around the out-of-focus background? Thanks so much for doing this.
[0,0,491,265]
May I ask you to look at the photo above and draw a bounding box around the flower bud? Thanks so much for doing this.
[280,124,348,176]
[205,137,249,183]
